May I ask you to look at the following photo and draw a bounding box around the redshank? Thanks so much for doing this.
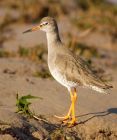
[23,17,112,126]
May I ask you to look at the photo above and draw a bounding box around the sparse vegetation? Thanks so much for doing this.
[71,0,117,36]
[18,45,47,61]
[0,49,10,58]
[33,69,51,78]
[18,46,29,57]
[16,93,41,117]
[67,39,99,59]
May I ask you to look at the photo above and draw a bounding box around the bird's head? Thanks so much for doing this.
[23,17,58,34]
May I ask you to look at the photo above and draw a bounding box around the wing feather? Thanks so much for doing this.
[55,52,112,92]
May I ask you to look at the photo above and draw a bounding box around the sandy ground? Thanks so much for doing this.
[0,56,116,139]
[0,58,116,117]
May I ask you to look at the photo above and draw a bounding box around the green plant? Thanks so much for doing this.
[18,45,47,61]
[0,49,10,58]
[76,0,89,11]
[33,70,51,78]
[18,46,29,57]
[16,93,42,116]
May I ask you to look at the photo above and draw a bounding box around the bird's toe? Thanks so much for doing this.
[54,115,71,121]
[67,118,77,127]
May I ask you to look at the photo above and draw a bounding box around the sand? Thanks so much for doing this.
[0,56,116,139]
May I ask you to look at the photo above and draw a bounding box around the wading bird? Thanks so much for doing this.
[23,17,112,126]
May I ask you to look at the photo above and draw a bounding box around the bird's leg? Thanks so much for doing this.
[54,90,73,121]
[60,91,74,123]
[68,88,77,126]
[54,106,72,121]
[54,88,77,126]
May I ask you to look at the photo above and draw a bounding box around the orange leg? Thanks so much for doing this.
[68,88,77,126]
[55,88,77,126]
[54,97,72,120]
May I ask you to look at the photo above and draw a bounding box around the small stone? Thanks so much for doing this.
[32,131,45,140]
[66,135,75,140]
[0,134,14,140]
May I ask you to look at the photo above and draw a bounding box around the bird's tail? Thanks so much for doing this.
[86,83,113,94]
[90,85,113,94]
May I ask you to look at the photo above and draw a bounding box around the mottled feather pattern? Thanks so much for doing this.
[43,16,113,94]
[54,48,112,93]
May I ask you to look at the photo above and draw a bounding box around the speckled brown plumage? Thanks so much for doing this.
[23,16,113,126]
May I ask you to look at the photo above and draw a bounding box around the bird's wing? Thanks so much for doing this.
[55,53,84,86]
[55,52,112,90]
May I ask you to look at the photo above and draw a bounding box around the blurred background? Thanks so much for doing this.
[0,0,117,80]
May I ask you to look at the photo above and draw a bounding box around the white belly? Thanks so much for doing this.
[50,69,77,89]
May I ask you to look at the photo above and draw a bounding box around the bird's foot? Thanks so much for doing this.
[67,118,77,127]
[54,115,77,127]
[54,115,70,121]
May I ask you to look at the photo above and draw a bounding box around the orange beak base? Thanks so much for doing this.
[23,26,40,34]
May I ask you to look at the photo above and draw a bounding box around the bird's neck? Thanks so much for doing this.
[46,31,62,49]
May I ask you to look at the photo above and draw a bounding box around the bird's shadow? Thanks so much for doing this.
[76,108,117,124]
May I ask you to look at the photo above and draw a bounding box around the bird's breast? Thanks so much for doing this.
[49,67,77,89]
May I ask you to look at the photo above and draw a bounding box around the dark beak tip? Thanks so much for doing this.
[23,29,31,34]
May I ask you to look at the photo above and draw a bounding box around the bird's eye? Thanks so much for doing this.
[40,22,48,27]
[43,22,48,25]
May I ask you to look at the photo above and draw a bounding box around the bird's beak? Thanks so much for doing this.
[23,25,40,34]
